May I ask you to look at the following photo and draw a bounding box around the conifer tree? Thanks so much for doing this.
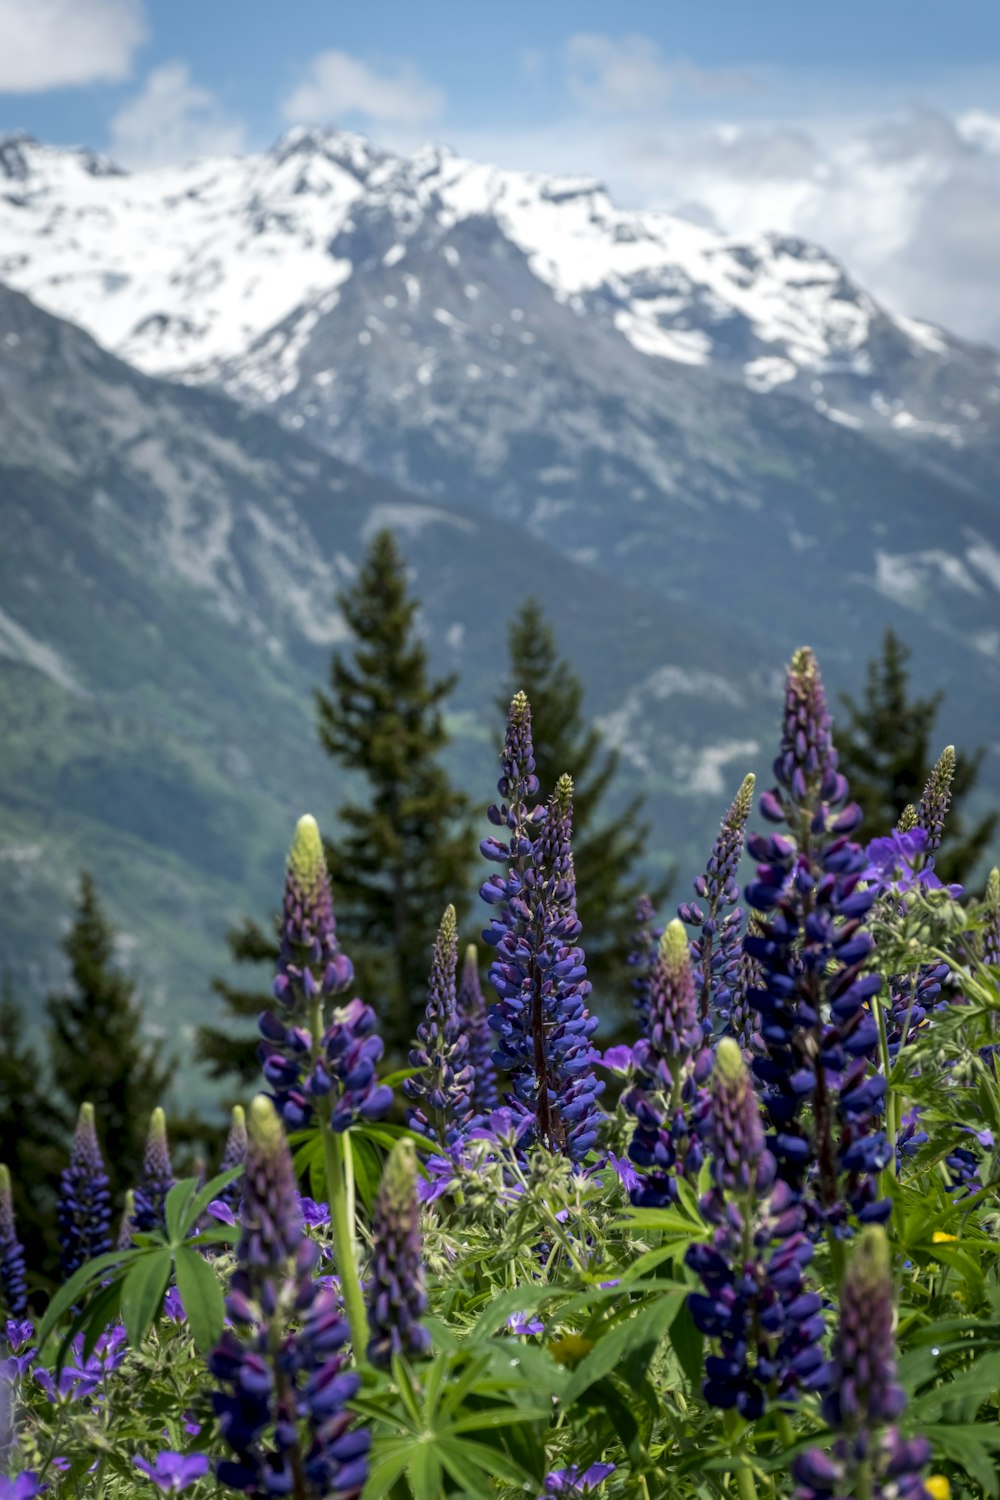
[0,979,63,1280]
[46,872,172,1202]
[198,916,278,1088]
[837,628,996,884]
[498,598,670,1014]
[315,529,475,1059]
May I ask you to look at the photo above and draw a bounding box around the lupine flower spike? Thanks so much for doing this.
[57,1102,112,1280]
[209,1095,369,1497]
[366,1138,431,1369]
[918,746,955,856]
[626,920,710,1206]
[793,1227,930,1498]
[746,646,890,1234]
[481,698,603,1160]
[259,814,391,1132]
[217,1105,247,1212]
[0,1165,27,1317]
[628,894,661,1036]
[133,1108,174,1235]
[984,869,1000,968]
[686,1039,826,1416]
[458,944,499,1114]
[679,773,755,1027]
[404,905,474,1147]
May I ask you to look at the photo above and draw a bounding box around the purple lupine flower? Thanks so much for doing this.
[133,1109,174,1235]
[625,920,710,1208]
[0,1168,26,1318]
[209,1095,369,1499]
[917,746,955,856]
[983,869,1000,967]
[745,647,890,1236]
[458,943,499,1115]
[507,1313,545,1336]
[133,1452,210,1493]
[679,774,755,1028]
[686,1039,827,1417]
[543,1462,615,1495]
[793,1227,930,1500]
[217,1105,247,1212]
[482,701,604,1161]
[0,1476,45,1499]
[57,1103,112,1281]
[628,894,661,1036]
[863,827,960,898]
[725,912,765,1063]
[34,1326,127,1404]
[404,906,475,1147]
[366,1139,431,1369]
[258,815,392,1133]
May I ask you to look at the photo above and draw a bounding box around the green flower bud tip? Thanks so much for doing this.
[554,772,574,812]
[790,645,819,682]
[149,1106,166,1143]
[510,689,530,725]
[248,1094,284,1154]
[848,1224,892,1291]
[659,918,691,972]
[987,868,1000,908]
[0,1163,10,1199]
[289,813,326,890]
[897,804,919,833]
[79,1101,95,1129]
[464,941,478,968]
[714,1035,747,1087]
[382,1137,418,1206]
[438,904,457,947]
[231,1104,246,1131]
[728,773,756,826]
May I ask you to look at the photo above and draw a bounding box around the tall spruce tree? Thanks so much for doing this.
[837,628,996,885]
[315,529,475,1059]
[46,872,172,1202]
[0,978,64,1284]
[498,598,670,1017]
[198,916,278,1089]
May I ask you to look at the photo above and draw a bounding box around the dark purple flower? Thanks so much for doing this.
[404,906,475,1147]
[917,746,955,855]
[0,1476,45,1499]
[133,1452,210,1493]
[57,1103,112,1281]
[34,1326,127,1405]
[458,943,499,1115]
[628,894,661,1036]
[217,1105,247,1213]
[133,1108,174,1235]
[793,1227,930,1500]
[482,704,604,1162]
[366,1139,430,1369]
[507,1313,545,1336]
[0,1166,26,1317]
[679,773,755,1028]
[259,816,392,1135]
[209,1095,368,1499]
[543,1462,615,1495]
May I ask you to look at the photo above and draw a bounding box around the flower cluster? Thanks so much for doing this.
[133,1108,174,1236]
[258,814,392,1132]
[0,1168,26,1318]
[679,773,755,1029]
[625,920,710,1207]
[686,1039,826,1416]
[209,1095,369,1497]
[917,746,955,856]
[627,894,661,1036]
[481,697,603,1161]
[458,943,499,1115]
[366,1137,431,1369]
[745,647,889,1234]
[404,905,474,1147]
[57,1102,112,1280]
[793,1227,930,1499]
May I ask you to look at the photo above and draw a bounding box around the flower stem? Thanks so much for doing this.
[723,1412,759,1500]
[322,1121,368,1361]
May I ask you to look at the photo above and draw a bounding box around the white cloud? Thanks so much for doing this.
[565,32,754,116]
[110,63,246,168]
[0,0,145,92]
[282,50,444,127]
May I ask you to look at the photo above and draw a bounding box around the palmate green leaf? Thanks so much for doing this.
[562,1292,685,1406]
[363,1442,414,1499]
[436,1441,499,1500]
[920,1423,1000,1499]
[405,1441,443,1500]
[667,1298,704,1392]
[173,1245,226,1349]
[36,1248,136,1348]
[178,1167,242,1236]
[163,1178,199,1243]
[120,1248,173,1346]
[51,1275,124,1376]
[350,1129,382,1211]
[439,1436,538,1490]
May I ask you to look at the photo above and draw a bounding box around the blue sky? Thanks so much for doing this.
[1,1,999,341]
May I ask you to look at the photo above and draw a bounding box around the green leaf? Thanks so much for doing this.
[437,1442,499,1500]
[667,1298,704,1392]
[36,1249,134,1348]
[562,1292,684,1406]
[178,1167,242,1235]
[173,1245,226,1350]
[436,1438,537,1488]
[405,1442,443,1500]
[921,1423,1000,1499]
[120,1249,173,1346]
[163,1178,199,1243]
[363,1444,414,1499]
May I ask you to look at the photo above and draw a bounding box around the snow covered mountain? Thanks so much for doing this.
[1,126,998,824]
